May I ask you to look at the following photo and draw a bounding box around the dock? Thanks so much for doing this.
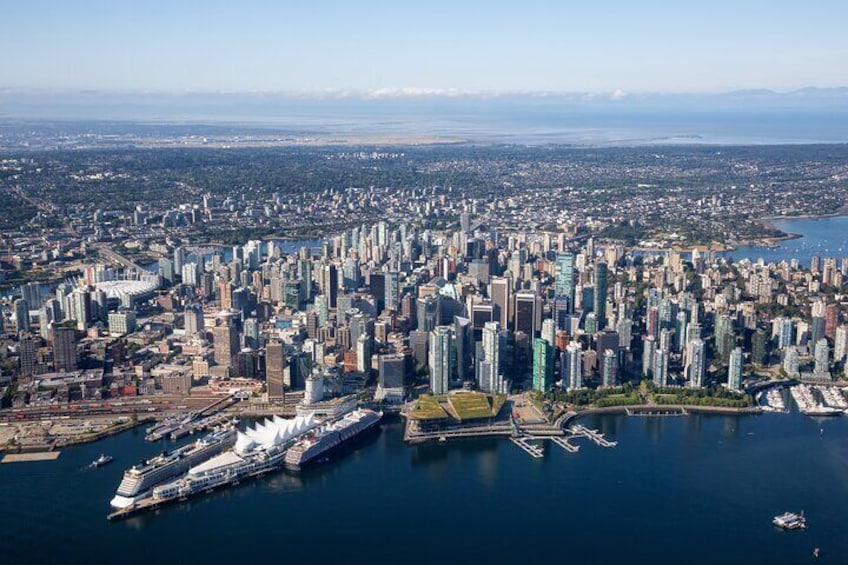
[169,413,233,440]
[2,451,61,463]
[510,436,544,458]
[569,424,617,448]
[549,436,580,453]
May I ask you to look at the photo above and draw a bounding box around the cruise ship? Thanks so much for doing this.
[150,414,319,502]
[285,408,382,471]
[110,424,236,509]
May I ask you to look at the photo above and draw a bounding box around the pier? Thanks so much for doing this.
[548,436,580,453]
[569,424,617,448]
[169,413,234,440]
[510,436,544,458]
[624,406,687,416]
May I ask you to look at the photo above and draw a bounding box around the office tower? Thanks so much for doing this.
[460,212,471,234]
[378,353,406,389]
[685,338,706,387]
[243,318,260,350]
[218,280,233,310]
[810,316,826,347]
[410,330,429,369]
[325,264,338,309]
[14,299,30,334]
[429,326,453,395]
[593,261,608,329]
[158,258,175,287]
[299,259,313,300]
[514,290,541,338]
[370,272,386,312]
[653,348,668,388]
[384,271,399,311]
[182,262,200,286]
[108,310,136,336]
[306,310,319,339]
[417,294,442,332]
[728,347,743,391]
[52,326,78,372]
[212,313,239,368]
[490,276,511,329]
[565,342,583,390]
[454,316,472,383]
[266,340,286,399]
[601,349,617,387]
[554,252,576,313]
[174,246,186,278]
[184,303,204,335]
[532,338,553,392]
[19,336,37,377]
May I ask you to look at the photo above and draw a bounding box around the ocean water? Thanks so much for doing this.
[722,215,848,266]
[1,407,846,564]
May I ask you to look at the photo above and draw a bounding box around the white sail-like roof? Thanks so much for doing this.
[235,414,320,454]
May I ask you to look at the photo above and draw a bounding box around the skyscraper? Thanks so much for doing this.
[685,338,706,387]
[514,290,541,339]
[477,321,505,393]
[593,261,608,329]
[489,276,511,329]
[728,346,743,391]
[52,326,78,372]
[266,340,286,399]
[532,338,553,392]
[554,252,576,313]
[429,326,453,395]
[565,341,583,390]
[212,313,239,368]
[601,348,617,387]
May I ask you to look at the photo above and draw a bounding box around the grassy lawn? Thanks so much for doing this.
[448,392,496,421]
[409,395,448,420]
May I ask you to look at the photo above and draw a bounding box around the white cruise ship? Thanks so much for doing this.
[151,414,319,501]
[285,409,382,471]
[110,424,236,509]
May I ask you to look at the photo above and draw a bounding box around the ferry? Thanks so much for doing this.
[773,511,807,530]
[284,409,382,471]
[109,424,236,509]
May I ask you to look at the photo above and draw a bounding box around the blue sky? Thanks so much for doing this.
[2,0,846,93]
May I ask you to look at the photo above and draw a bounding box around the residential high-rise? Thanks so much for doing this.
[685,338,706,387]
[477,321,505,393]
[532,338,553,392]
[429,326,453,395]
[728,347,743,391]
[814,338,829,375]
[565,341,583,390]
[653,348,668,388]
[783,345,800,378]
[601,348,617,387]
[19,336,38,377]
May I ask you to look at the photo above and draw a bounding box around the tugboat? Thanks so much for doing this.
[91,454,114,468]
[773,511,806,530]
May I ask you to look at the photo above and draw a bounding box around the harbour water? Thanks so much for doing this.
[723,215,848,267]
[1,409,846,564]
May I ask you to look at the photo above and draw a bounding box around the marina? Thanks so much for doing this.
[789,384,844,417]
[569,424,618,448]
